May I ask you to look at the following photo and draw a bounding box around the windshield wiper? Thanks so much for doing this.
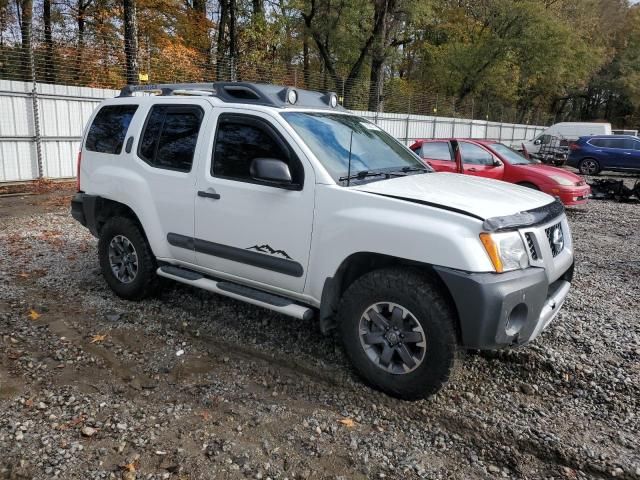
[339,169,405,183]
[398,166,430,173]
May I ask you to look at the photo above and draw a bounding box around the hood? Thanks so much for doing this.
[514,163,584,184]
[352,172,554,220]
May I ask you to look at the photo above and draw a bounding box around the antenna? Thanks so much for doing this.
[346,130,354,187]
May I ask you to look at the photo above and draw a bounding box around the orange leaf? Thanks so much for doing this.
[90,334,107,344]
[338,418,356,428]
[28,309,41,321]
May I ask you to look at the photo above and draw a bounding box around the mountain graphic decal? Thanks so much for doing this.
[246,244,293,260]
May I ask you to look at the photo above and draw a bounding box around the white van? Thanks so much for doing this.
[519,122,612,155]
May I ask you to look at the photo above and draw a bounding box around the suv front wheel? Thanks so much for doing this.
[338,268,458,400]
[98,216,158,300]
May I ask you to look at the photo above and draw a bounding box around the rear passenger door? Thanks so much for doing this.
[415,141,457,172]
[132,101,208,263]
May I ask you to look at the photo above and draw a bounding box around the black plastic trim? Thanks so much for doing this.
[167,233,304,277]
[482,199,565,232]
[70,193,100,236]
[217,281,292,307]
[160,265,203,280]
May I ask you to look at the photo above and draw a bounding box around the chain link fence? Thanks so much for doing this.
[0,30,549,182]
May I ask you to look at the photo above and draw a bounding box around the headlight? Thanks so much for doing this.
[549,175,574,186]
[479,231,529,273]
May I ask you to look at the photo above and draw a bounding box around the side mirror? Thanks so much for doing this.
[250,158,292,185]
[492,159,502,167]
[533,139,541,146]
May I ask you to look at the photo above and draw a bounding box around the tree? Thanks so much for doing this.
[123,0,138,84]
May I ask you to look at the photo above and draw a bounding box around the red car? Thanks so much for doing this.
[410,139,590,206]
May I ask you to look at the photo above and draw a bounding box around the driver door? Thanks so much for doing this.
[192,111,315,293]
[459,141,504,180]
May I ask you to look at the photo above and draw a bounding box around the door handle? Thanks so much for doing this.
[467,168,477,172]
[125,136,134,153]
[198,190,221,200]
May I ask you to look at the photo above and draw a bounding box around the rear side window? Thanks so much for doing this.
[85,105,138,154]
[138,105,203,172]
[419,142,452,161]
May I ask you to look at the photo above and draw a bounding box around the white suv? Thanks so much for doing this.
[71,83,574,400]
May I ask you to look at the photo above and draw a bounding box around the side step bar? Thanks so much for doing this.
[157,265,314,320]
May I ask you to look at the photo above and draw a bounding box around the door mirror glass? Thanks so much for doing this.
[533,139,541,145]
[492,159,502,167]
[250,158,292,185]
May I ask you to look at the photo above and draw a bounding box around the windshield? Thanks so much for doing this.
[282,112,429,183]
[491,143,538,165]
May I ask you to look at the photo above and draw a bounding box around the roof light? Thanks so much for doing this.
[330,93,338,108]
[287,89,298,105]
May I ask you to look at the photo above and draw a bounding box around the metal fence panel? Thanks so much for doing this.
[1,83,547,183]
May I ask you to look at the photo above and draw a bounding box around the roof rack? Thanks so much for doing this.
[118,82,344,110]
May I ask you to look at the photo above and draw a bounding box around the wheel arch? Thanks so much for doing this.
[318,252,460,340]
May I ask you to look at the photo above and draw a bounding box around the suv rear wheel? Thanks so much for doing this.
[338,268,458,400]
[98,216,158,300]
[579,158,600,175]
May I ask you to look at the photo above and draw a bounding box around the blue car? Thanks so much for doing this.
[567,135,640,175]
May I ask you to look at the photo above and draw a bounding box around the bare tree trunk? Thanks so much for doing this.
[303,30,310,87]
[123,0,139,84]
[43,0,54,82]
[229,0,236,79]
[252,0,263,22]
[216,0,228,80]
[18,0,33,81]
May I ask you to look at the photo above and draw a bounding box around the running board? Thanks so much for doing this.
[157,265,314,320]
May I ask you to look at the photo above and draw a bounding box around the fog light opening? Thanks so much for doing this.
[506,303,528,337]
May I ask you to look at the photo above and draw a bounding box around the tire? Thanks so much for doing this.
[518,182,540,190]
[337,268,458,400]
[98,216,158,300]
[579,158,600,175]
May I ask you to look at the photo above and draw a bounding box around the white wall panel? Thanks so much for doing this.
[1,82,547,182]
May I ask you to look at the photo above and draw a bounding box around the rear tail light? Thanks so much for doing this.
[569,143,581,151]
[76,150,82,192]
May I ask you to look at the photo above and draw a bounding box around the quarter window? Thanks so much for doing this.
[85,105,138,154]
[213,115,303,186]
[138,105,203,172]
[419,142,452,161]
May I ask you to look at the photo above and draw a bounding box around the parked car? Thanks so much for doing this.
[517,122,611,156]
[72,82,575,400]
[567,135,640,175]
[410,139,590,205]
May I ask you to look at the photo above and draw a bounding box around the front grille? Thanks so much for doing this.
[525,233,538,260]
[545,223,564,257]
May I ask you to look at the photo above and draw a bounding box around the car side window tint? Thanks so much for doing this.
[589,139,604,147]
[634,140,640,150]
[420,142,452,161]
[85,105,138,154]
[460,142,493,165]
[539,134,551,145]
[138,105,203,172]
[213,115,303,186]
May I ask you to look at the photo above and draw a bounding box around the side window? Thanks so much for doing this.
[138,105,203,172]
[213,115,303,186]
[460,142,494,165]
[538,134,551,145]
[633,140,640,151]
[85,105,138,154]
[589,139,604,148]
[608,139,629,150]
[419,142,452,161]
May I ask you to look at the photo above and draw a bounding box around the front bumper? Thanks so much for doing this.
[543,184,591,206]
[434,263,574,350]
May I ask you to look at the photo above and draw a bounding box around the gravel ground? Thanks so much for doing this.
[0,182,639,480]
